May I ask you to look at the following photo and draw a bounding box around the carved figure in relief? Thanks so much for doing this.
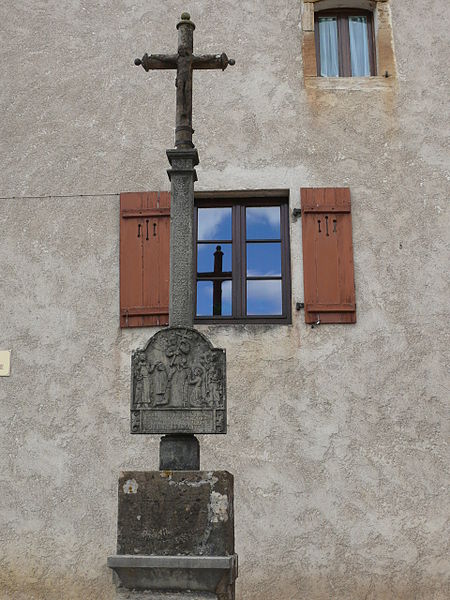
[167,358,189,407]
[187,367,206,407]
[209,365,223,408]
[130,327,226,434]
[165,330,192,367]
[153,363,169,406]
[134,352,151,407]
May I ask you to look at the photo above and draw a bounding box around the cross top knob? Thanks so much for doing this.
[134,12,235,149]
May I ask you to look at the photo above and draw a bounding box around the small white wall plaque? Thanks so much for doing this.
[0,350,11,376]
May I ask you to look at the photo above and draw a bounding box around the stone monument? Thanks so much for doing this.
[108,13,238,599]
[131,326,227,469]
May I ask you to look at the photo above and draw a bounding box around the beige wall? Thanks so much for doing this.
[1,1,449,599]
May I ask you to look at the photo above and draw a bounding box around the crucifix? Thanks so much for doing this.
[132,13,234,471]
[135,13,235,329]
[109,17,237,596]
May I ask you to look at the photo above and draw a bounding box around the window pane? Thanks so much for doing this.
[247,243,281,277]
[246,206,280,239]
[197,244,232,275]
[247,280,282,316]
[349,16,370,76]
[198,207,232,241]
[197,280,232,316]
[318,17,339,77]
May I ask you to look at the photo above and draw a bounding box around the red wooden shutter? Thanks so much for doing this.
[120,192,170,328]
[301,188,356,324]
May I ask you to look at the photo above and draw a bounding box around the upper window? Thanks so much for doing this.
[194,198,291,324]
[315,9,376,77]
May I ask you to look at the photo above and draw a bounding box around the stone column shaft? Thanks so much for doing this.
[166,148,199,329]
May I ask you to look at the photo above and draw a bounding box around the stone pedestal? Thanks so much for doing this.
[159,434,200,470]
[108,471,237,600]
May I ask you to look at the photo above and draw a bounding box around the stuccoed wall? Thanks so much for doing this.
[1,1,449,599]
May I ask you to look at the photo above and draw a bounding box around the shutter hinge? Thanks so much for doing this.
[292,208,302,219]
[296,302,304,311]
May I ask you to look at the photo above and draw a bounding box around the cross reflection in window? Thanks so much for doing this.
[195,202,290,322]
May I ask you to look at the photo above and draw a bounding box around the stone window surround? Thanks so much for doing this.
[302,0,397,89]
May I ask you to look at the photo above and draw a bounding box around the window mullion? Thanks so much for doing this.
[240,204,247,318]
[281,203,287,317]
[340,15,352,76]
[232,204,240,317]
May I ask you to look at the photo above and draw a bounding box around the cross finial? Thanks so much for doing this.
[134,12,235,149]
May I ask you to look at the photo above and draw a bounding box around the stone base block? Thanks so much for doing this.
[116,592,216,600]
[109,471,237,598]
[117,471,234,556]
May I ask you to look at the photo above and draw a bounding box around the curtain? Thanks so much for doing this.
[349,16,370,76]
[318,18,339,77]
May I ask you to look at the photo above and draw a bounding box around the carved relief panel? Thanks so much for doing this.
[130,327,226,434]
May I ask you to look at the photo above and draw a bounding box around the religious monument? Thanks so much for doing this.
[108,13,238,599]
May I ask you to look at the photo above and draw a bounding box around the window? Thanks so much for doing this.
[194,197,291,324]
[315,9,376,77]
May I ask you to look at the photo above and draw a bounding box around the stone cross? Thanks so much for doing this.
[135,13,235,327]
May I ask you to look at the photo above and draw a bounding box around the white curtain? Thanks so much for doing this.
[349,16,370,76]
[319,18,339,77]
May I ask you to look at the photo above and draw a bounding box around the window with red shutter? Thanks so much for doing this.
[301,188,356,324]
[120,192,170,328]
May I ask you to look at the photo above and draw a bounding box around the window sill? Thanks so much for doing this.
[194,317,292,326]
[305,76,395,91]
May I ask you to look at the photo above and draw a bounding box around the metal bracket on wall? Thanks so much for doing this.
[296,302,304,311]
[292,208,302,219]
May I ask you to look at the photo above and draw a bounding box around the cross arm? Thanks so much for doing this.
[134,53,178,71]
[192,53,235,71]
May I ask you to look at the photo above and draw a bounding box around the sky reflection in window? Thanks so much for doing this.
[247,243,281,277]
[247,280,282,315]
[246,207,280,239]
[197,280,232,316]
[198,208,232,241]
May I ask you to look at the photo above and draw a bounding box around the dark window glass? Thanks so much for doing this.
[315,9,376,77]
[195,199,291,324]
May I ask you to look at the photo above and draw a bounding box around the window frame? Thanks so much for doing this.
[315,8,377,77]
[194,196,292,325]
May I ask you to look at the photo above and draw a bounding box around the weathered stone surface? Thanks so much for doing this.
[108,555,237,597]
[116,592,216,600]
[159,434,200,470]
[117,471,234,557]
[131,327,226,435]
